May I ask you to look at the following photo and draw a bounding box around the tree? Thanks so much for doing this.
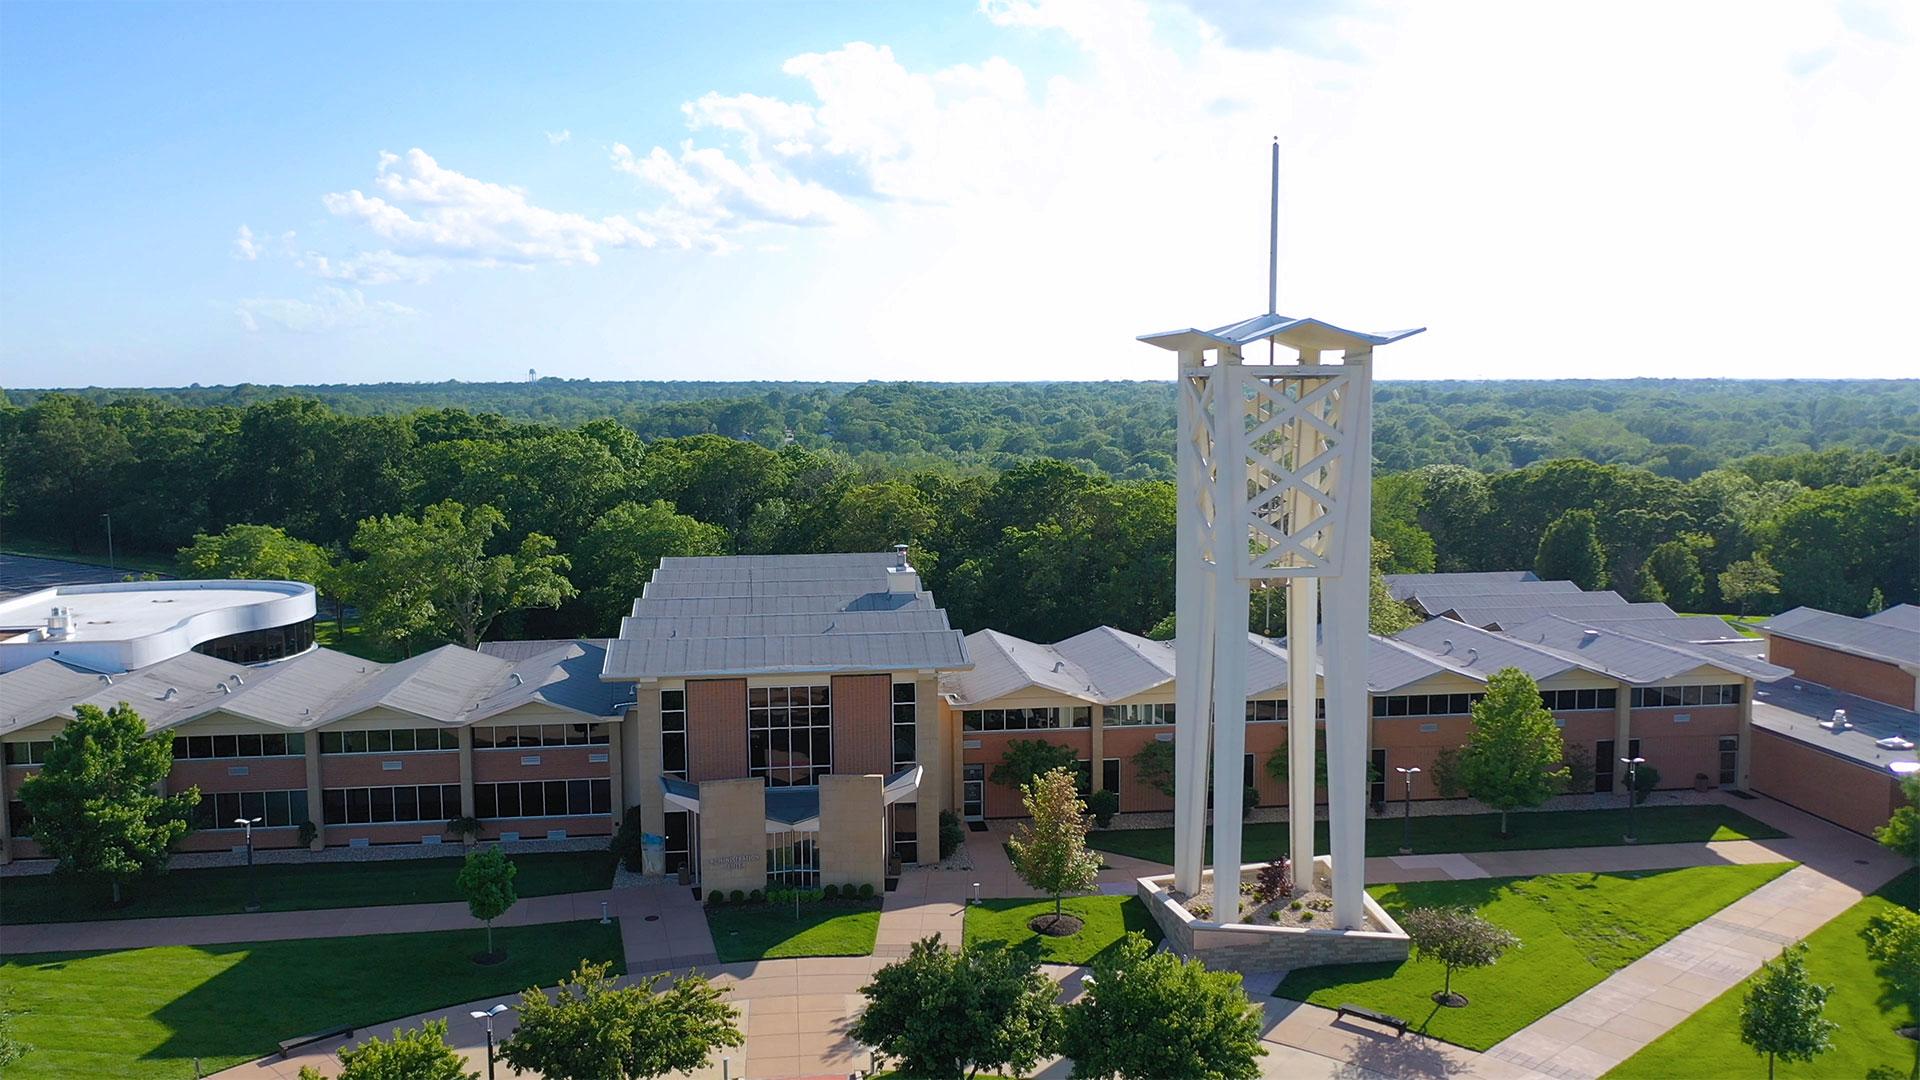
[1877,775,1919,903]
[1720,553,1783,616]
[576,500,728,633]
[1643,540,1705,610]
[347,500,575,650]
[1369,539,1424,634]
[1457,668,1569,836]
[297,1020,474,1080]
[1740,944,1837,1080]
[1059,931,1265,1080]
[1132,739,1176,796]
[1862,907,1920,1042]
[18,703,198,904]
[456,846,517,959]
[851,937,1061,1080]
[1007,768,1102,924]
[1535,508,1608,589]
[990,738,1081,796]
[0,993,30,1073]
[499,960,743,1080]
[176,523,332,583]
[1266,741,1328,787]
[1400,906,1519,1007]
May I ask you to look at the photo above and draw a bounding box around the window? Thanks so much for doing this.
[1074,759,1094,795]
[1102,758,1121,798]
[1372,693,1485,718]
[471,723,609,750]
[892,801,918,864]
[318,728,458,754]
[767,831,820,887]
[193,616,316,664]
[6,800,32,837]
[471,779,611,819]
[1719,736,1739,786]
[1101,703,1178,726]
[961,707,1066,731]
[892,683,917,770]
[664,809,691,875]
[3,741,54,766]
[749,684,832,786]
[191,788,310,829]
[322,784,459,825]
[662,689,688,778]
[1631,684,1741,708]
[1536,688,1619,712]
[1370,748,1388,807]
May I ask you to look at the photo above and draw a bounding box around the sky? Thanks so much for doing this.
[1,0,1914,388]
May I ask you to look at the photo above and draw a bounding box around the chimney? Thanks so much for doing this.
[886,544,920,594]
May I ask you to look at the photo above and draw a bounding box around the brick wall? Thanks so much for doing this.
[1749,727,1903,836]
[830,674,893,776]
[471,746,608,784]
[321,751,461,787]
[687,678,748,781]
[1768,637,1917,710]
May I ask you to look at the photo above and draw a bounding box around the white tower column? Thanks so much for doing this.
[1323,348,1374,929]
[1286,576,1317,871]
[1172,347,1213,897]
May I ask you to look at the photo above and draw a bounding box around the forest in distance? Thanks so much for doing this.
[0,378,1914,652]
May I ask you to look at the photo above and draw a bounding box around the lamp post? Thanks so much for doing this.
[1394,767,1421,855]
[1620,757,1646,843]
[234,816,263,911]
[101,513,114,571]
[469,1003,508,1080]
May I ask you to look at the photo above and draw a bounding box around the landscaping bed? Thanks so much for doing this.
[1274,863,1796,1051]
[1606,868,1919,1079]
[963,895,1162,965]
[0,850,614,924]
[1175,878,1333,928]
[1085,804,1784,867]
[706,894,883,962]
[0,919,624,1080]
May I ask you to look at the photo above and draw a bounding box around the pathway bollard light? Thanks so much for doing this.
[469,1003,507,1080]
[972,881,980,905]
[234,817,263,912]
[1620,756,1647,843]
[1395,767,1421,855]
[600,900,611,924]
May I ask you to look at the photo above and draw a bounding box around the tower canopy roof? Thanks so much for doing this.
[1138,312,1423,354]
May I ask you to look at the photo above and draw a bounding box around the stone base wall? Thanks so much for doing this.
[1138,857,1409,974]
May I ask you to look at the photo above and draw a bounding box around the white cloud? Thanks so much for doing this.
[319,148,658,268]
[232,224,294,261]
[236,287,418,333]
[545,129,572,144]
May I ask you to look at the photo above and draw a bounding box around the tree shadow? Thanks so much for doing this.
[1327,1021,1470,1079]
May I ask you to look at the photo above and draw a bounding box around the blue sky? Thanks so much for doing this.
[2,0,1913,388]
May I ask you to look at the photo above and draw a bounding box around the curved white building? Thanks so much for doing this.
[0,579,317,674]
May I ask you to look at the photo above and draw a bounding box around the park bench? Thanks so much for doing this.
[277,1025,355,1058]
[1335,1003,1408,1036]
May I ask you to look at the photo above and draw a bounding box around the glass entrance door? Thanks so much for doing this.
[1718,736,1739,786]
[963,764,985,820]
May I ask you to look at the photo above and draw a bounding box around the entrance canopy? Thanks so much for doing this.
[660,766,921,833]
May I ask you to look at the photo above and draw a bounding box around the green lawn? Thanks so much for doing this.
[1085,805,1785,867]
[312,615,408,662]
[1275,863,1796,1052]
[707,899,882,962]
[1607,869,1919,1079]
[0,850,613,925]
[962,895,1163,965]
[0,919,624,1080]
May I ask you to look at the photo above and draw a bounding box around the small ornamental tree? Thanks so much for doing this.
[1536,509,1608,590]
[18,703,199,904]
[1007,768,1102,928]
[1251,857,1293,905]
[991,738,1081,796]
[456,846,518,960]
[1457,668,1569,836]
[1061,931,1265,1080]
[297,1020,475,1080]
[1132,739,1176,797]
[852,937,1061,1080]
[1401,906,1519,1007]
[1265,741,1328,787]
[499,960,743,1080]
[1739,944,1837,1080]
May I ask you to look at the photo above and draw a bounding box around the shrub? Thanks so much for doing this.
[1243,785,1261,820]
[748,889,764,903]
[1305,895,1332,912]
[729,889,745,904]
[296,819,319,848]
[1431,746,1465,798]
[1085,789,1120,830]
[1632,764,1661,804]
[938,809,966,859]
[858,883,875,900]
[708,889,725,906]
[446,815,484,840]
[608,806,648,872]
[1300,911,1314,922]
[823,883,841,900]
[1251,858,1293,905]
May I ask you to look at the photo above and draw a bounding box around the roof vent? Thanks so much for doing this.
[509,672,523,686]
[1822,709,1852,731]
[229,674,244,686]
[1583,628,1600,639]
[1440,639,1453,653]
[1053,661,1066,672]
[894,543,910,568]
[161,687,178,701]
[46,606,72,640]
[98,673,113,685]
[1465,648,1478,663]
[218,683,231,694]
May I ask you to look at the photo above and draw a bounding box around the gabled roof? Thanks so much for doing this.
[1503,615,1791,684]
[1761,607,1920,669]
[1866,604,1920,632]
[605,551,970,680]
[1436,599,1674,632]
[1139,312,1425,354]
[471,640,627,722]
[1391,619,1581,683]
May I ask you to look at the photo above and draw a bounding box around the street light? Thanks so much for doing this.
[1394,767,1422,854]
[233,817,263,911]
[469,1003,508,1080]
[100,513,114,571]
[1620,757,1647,843]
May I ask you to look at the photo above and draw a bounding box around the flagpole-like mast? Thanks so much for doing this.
[1268,136,1279,318]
